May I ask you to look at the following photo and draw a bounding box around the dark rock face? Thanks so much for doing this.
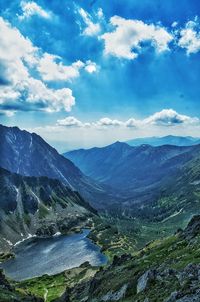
[0,269,12,291]
[0,167,96,250]
[0,124,110,207]
[181,215,200,240]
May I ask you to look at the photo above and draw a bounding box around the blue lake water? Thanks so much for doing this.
[0,229,107,281]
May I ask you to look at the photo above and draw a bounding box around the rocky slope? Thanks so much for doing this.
[0,124,113,208]
[0,167,96,252]
[52,215,200,302]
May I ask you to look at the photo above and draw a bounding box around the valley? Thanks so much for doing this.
[1,125,200,302]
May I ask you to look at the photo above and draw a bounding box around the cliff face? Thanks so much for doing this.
[0,167,96,252]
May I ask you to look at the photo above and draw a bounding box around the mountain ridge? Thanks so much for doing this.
[126,135,200,147]
[0,124,115,208]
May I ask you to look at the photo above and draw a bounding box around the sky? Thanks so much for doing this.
[0,0,200,151]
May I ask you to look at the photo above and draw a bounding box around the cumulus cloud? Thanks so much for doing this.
[101,16,173,59]
[57,116,90,128]
[178,19,200,54]
[19,1,51,20]
[79,8,101,36]
[95,117,123,127]
[0,17,97,115]
[56,110,199,129]
[84,60,97,73]
[37,55,97,81]
[143,109,199,126]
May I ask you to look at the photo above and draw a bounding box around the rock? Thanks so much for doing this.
[0,269,12,291]
[112,254,132,266]
[137,269,157,293]
[181,215,200,240]
[101,284,128,301]
[176,263,200,286]
[165,289,200,302]
[164,291,178,302]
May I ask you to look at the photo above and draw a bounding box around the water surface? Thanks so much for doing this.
[0,229,107,281]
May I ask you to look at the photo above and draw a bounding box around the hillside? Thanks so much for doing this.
[0,124,113,208]
[17,215,200,302]
[65,142,200,200]
[0,167,96,252]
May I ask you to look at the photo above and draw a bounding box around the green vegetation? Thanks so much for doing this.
[16,264,98,302]
[38,203,49,219]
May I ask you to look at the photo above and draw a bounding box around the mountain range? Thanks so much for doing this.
[65,141,200,220]
[0,124,113,208]
[126,135,200,147]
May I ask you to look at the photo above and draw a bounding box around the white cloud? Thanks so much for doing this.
[95,117,123,127]
[0,17,96,115]
[101,16,173,59]
[57,116,90,127]
[172,21,178,28]
[37,54,97,81]
[0,17,75,113]
[38,54,83,82]
[19,1,51,20]
[125,118,139,128]
[79,8,101,36]
[55,109,199,129]
[97,8,104,19]
[178,20,200,54]
[143,109,199,126]
[84,60,97,73]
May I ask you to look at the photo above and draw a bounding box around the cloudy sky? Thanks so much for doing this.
[0,0,200,151]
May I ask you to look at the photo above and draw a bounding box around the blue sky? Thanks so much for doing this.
[0,0,200,150]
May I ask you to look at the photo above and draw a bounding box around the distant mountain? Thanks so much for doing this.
[65,142,200,202]
[0,124,113,208]
[126,135,200,147]
[0,167,96,252]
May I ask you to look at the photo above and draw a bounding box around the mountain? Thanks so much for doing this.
[0,167,96,252]
[126,135,200,147]
[65,142,200,199]
[65,141,200,223]
[64,142,133,184]
[0,124,113,208]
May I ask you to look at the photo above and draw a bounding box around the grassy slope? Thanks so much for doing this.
[11,214,200,301]
[68,218,200,302]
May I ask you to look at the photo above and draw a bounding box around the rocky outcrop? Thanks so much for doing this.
[137,269,157,293]
[101,284,128,301]
[0,167,96,251]
[0,270,43,301]
[181,215,200,240]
